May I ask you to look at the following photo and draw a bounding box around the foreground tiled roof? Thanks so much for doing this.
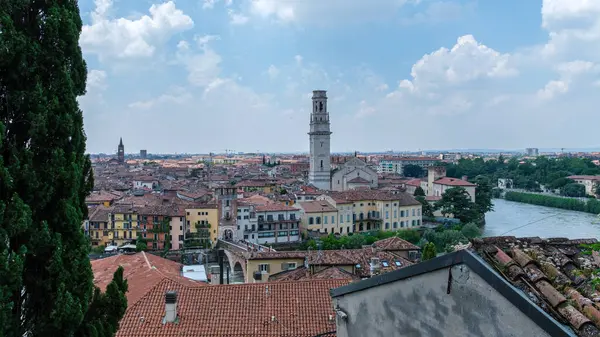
[372,237,420,251]
[91,252,203,306]
[269,266,361,282]
[116,278,348,337]
[473,236,600,336]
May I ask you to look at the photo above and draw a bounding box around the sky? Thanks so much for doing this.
[79,0,600,154]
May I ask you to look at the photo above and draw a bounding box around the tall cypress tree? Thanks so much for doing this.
[0,1,127,336]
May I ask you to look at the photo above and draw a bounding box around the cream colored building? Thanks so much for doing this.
[567,175,600,196]
[318,190,423,232]
[298,200,340,234]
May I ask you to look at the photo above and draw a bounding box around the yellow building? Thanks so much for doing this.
[185,204,219,246]
[246,252,307,282]
[88,206,114,247]
[111,205,139,246]
[319,190,422,233]
[298,200,340,234]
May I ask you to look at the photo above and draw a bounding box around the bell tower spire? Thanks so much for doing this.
[308,90,332,190]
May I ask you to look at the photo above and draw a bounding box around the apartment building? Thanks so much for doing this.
[378,156,440,175]
[237,202,301,245]
[318,190,423,233]
[185,204,219,247]
[297,200,344,235]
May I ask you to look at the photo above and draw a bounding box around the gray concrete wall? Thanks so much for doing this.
[333,263,553,337]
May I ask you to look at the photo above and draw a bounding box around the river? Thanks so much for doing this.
[483,199,600,239]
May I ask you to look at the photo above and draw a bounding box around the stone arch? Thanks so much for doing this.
[233,262,244,283]
[223,249,247,283]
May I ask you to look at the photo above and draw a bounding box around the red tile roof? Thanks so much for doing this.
[269,266,360,282]
[91,252,203,306]
[568,175,600,181]
[434,177,476,187]
[473,236,600,336]
[347,176,370,184]
[116,278,348,337]
[299,200,337,213]
[372,237,420,251]
[326,190,421,206]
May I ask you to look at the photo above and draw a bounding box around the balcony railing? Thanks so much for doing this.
[257,218,299,224]
[353,214,383,222]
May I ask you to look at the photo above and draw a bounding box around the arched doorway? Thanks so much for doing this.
[233,262,244,283]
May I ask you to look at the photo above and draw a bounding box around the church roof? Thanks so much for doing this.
[347,176,370,184]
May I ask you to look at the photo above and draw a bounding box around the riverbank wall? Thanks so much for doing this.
[504,191,600,215]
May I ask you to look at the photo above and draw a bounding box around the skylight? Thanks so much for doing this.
[382,261,389,267]
[395,261,402,266]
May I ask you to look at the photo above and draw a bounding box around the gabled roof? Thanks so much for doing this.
[331,249,575,337]
[372,237,420,251]
[434,177,476,187]
[116,278,348,337]
[91,252,203,306]
[347,176,370,184]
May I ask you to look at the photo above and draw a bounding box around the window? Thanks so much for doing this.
[290,230,299,236]
[382,261,389,267]
[412,209,415,216]
[324,216,328,224]
[385,211,389,219]
[385,223,389,229]
[346,214,350,222]
[394,210,397,218]
[340,215,343,224]
[278,231,287,237]
[179,235,184,241]
[395,261,402,266]
[316,217,321,224]
[331,216,335,224]
[393,222,397,229]
[259,264,270,273]
[320,160,323,168]
[401,210,405,217]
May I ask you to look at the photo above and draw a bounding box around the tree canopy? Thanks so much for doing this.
[435,187,480,223]
[402,164,425,178]
[1,1,127,336]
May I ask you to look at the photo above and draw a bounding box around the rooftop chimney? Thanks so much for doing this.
[369,257,381,277]
[164,291,177,323]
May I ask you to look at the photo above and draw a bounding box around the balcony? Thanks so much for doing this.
[353,213,383,223]
[257,217,299,224]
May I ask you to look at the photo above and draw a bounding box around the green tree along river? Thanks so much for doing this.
[483,199,600,238]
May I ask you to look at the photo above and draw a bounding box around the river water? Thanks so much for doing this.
[483,199,600,239]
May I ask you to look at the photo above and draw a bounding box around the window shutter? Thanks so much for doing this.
[281,262,287,271]
[266,264,270,273]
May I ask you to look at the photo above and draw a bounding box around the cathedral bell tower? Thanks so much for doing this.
[308,90,332,190]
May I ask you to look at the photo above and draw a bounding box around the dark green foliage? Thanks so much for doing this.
[302,229,421,250]
[0,1,127,336]
[560,183,586,197]
[422,229,469,253]
[492,188,502,198]
[413,186,425,197]
[435,187,480,223]
[473,176,494,214]
[77,267,128,337]
[548,177,573,190]
[421,242,436,261]
[415,196,435,218]
[446,156,600,190]
[402,164,424,178]
[504,191,600,214]
[460,223,481,239]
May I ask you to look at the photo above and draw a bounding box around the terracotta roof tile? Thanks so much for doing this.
[372,237,420,251]
[299,200,337,213]
[324,190,420,206]
[434,177,476,187]
[92,252,204,306]
[473,236,600,336]
[116,278,348,337]
[268,266,361,282]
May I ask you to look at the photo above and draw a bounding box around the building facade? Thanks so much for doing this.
[378,156,440,175]
[308,90,332,190]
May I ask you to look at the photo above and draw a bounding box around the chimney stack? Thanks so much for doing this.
[164,291,177,323]
[369,257,381,277]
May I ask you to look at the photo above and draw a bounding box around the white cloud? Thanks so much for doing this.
[401,1,474,25]
[228,9,250,25]
[128,87,192,109]
[537,80,569,100]
[80,0,193,60]
[86,69,108,91]
[247,0,422,24]
[398,35,517,95]
[267,65,280,79]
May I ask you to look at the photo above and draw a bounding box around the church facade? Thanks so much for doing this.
[308,90,378,191]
